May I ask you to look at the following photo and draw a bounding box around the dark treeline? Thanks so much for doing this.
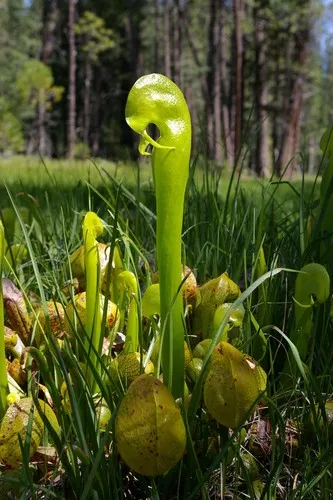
[1,0,333,176]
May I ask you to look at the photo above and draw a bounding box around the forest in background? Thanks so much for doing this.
[1,0,333,177]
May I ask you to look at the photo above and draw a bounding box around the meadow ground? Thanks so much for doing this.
[0,155,331,499]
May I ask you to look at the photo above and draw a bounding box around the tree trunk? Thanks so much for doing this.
[206,0,223,163]
[154,0,161,73]
[67,0,76,158]
[91,69,102,156]
[277,3,310,177]
[220,0,233,167]
[125,0,143,79]
[271,58,280,167]
[233,0,244,160]
[41,0,58,63]
[184,81,196,140]
[83,57,92,147]
[123,0,144,155]
[213,1,222,164]
[39,0,58,156]
[254,1,270,177]
[163,1,171,78]
[171,0,182,87]
[38,95,47,157]
[308,136,315,175]
[182,14,207,107]
[278,68,306,177]
[206,0,218,160]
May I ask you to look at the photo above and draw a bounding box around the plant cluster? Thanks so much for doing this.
[0,75,332,499]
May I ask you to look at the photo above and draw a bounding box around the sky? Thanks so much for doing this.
[318,0,333,58]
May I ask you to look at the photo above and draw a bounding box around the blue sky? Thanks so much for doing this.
[319,0,333,55]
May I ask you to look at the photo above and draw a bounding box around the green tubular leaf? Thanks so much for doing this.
[83,211,104,239]
[138,130,175,156]
[281,263,330,387]
[118,271,139,354]
[319,128,333,261]
[292,263,330,360]
[83,211,103,390]
[125,74,191,398]
[319,156,333,259]
[117,271,138,297]
[142,284,160,319]
[138,135,152,156]
[320,127,333,158]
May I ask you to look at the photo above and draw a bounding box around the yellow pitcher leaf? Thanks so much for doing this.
[65,292,119,340]
[193,273,240,340]
[0,397,60,468]
[116,374,186,476]
[110,352,154,387]
[204,342,266,429]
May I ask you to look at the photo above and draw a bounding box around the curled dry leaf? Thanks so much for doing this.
[4,326,18,348]
[248,415,272,458]
[35,446,58,462]
[2,278,32,344]
[6,358,26,386]
[115,374,186,476]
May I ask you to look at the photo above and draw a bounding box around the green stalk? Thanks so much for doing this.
[125,74,191,398]
[118,271,139,354]
[0,220,9,418]
[83,212,103,391]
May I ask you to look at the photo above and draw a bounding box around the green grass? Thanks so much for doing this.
[0,154,319,193]
[0,155,331,499]
[0,156,136,187]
